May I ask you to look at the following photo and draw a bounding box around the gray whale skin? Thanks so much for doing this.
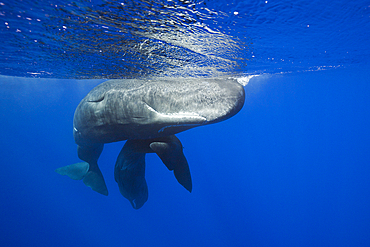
[56,78,245,209]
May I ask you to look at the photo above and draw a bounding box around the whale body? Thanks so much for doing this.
[56,78,245,209]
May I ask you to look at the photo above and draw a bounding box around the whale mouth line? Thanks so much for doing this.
[142,102,207,133]
[158,123,205,133]
[143,102,207,122]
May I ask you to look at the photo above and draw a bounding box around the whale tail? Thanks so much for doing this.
[55,161,109,196]
[56,143,108,196]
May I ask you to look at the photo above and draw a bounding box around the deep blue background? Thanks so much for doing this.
[1,65,369,246]
[1,0,370,246]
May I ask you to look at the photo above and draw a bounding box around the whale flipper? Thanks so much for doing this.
[115,140,148,209]
[150,135,192,193]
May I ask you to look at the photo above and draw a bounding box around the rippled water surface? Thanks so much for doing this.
[1,0,369,78]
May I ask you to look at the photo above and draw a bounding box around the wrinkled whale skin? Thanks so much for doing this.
[73,78,245,146]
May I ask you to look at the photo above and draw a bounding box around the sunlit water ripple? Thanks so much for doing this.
[0,0,369,79]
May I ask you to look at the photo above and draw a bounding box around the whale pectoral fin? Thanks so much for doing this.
[55,161,108,196]
[150,136,192,193]
[115,140,148,209]
[55,162,89,180]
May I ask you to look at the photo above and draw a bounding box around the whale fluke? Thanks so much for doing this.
[55,161,108,196]
[55,162,89,180]
[82,162,109,196]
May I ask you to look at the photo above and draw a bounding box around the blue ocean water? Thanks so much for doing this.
[1,1,370,247]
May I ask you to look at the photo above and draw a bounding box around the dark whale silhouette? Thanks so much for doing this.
[56,78,245,209]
